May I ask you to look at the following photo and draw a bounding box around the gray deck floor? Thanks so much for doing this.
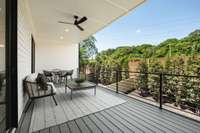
[17,86,200,133]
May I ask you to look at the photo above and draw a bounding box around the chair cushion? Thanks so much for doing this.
[26,73,38,82]
[47,82,57,93]
[36,73,48,90]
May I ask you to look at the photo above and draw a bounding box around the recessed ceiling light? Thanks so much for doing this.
[65,28,69,32]
[0,44,5,48]
[60,36,64,40]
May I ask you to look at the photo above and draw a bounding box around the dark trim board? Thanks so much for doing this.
[31,35,35,73]
[78,43,80,75]
[6,0,18,129]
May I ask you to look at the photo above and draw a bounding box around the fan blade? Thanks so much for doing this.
[76,17,87,25]
[58,21,74,25]
[76,25,84,31]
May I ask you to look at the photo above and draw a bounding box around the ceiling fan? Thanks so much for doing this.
[58,15,87,31]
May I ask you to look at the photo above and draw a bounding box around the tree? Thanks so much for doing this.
[163,57,175,102]
[148,59,163,100]
[136,60,149,97]
[79,36,98,73]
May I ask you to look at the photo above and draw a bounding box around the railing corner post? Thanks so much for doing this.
[95,72,98,85]
[159,73,163,109]
[116,70,119,93]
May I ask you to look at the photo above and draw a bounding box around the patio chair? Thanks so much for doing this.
[59,70,73,83]
[66,70,73,80]
[43,70,54,82]
[24,73,57,112]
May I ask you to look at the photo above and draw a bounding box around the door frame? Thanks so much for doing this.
[31,35,35,73]
[6,0,18,129]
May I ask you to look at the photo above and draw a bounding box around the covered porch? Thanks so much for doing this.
[15,0,200,133]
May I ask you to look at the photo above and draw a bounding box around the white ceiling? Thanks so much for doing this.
[27,0,145,45]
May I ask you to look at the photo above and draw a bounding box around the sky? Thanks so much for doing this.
[94,0,200,52]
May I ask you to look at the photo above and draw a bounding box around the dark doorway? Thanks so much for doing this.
[31,36,35,73]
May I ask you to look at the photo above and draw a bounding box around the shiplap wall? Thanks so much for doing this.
[17,0,79,122]
[35,41,79,77]
[18,0,32,120]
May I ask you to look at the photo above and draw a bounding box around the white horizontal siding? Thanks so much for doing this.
[17,0,32,120]
[36,42,78,77]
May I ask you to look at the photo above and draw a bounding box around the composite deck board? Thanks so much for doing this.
[17,86,200,133]
[75,118,92,133]
[44,97,56,128]
[88,114,112,133]
[94,113,123,133]
[110,107,156,133]
[67,120,81,133]
[100,111,133,133]
[50,97,67,124]
[105,109,143,133]
[79,92,104,110]
[124,102,198,133]
[39,128,49,133]
[50,126,60,133]
[53,92,69,121]
[71,93,91,115]
[15,103,34,133]
[114,105,166,133]
[59,123,70,133]
[82,116,102,133]
[56,91,76,120]
[33,99,45,132]
[126,101,200,132]
[75,92,99,112]
[121,104,179,133]
[81,92,110,109]
[59,90,82,118]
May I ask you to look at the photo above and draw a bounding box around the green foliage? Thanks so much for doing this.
[79,36,98,71]
[84,29,200,114]
[137,60,149,93]
[148,59,163,99]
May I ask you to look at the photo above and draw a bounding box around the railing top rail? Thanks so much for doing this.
[117,70,200,78]
[93,69,200,78]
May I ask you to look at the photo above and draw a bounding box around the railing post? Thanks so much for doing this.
[95,72,98,85]
[116,70,119,93]
[159,73,163,109]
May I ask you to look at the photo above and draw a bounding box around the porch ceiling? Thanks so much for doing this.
[27,0,145,44]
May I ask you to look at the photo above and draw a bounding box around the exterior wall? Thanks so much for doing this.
[35,42,79,77]
[17,0,79,122]
[17,0,32,120]
[0,48,5,71]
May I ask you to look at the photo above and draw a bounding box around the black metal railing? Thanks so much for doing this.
[84,69,200,117]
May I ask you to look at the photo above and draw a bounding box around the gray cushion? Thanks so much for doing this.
[36,73,48,90]
[26,73,38,82]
